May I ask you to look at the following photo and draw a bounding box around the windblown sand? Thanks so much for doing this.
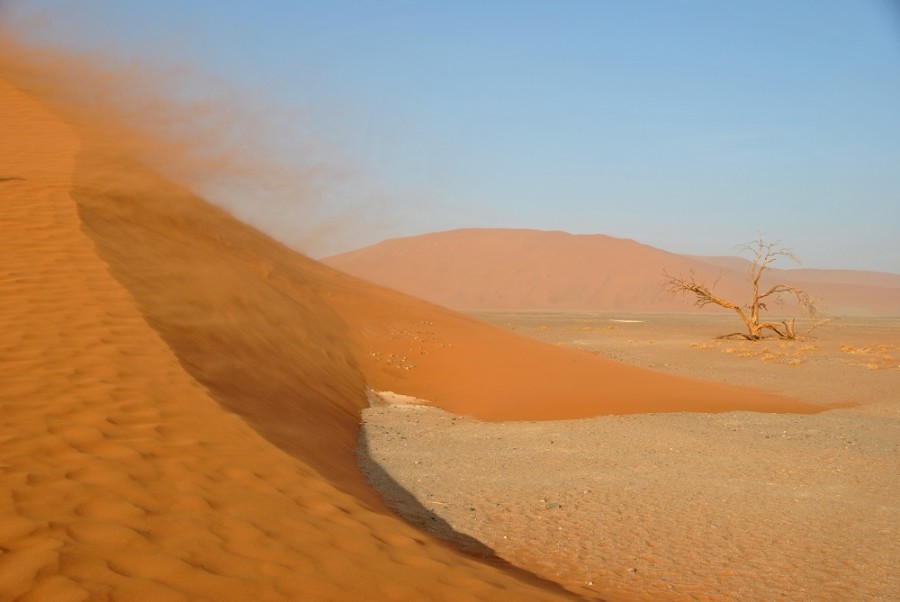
[2,51,895,602]
[360,314,899,601]
[0,70,572,600]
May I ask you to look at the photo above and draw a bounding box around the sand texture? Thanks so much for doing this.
[324,228,900,315]
[360,313,899,601]
[3,55,894,601]
[0,73,580,601]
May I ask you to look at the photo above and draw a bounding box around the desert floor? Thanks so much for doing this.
[359,312,899,601]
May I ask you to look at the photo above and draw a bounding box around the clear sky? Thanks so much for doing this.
[4,1,900,272]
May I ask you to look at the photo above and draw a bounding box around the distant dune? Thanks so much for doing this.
[0,55,827,600]
[324,229,900,316]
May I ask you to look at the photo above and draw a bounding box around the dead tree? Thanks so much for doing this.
[664,239,829,340]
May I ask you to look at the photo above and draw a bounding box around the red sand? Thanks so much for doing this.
[0,52,824,601]
[324,229,900,315]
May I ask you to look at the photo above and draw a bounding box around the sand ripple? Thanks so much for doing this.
[0,75,575,600]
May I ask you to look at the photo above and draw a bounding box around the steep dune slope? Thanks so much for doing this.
[72,149,370,488]
[325,229,900,315]
[72,139,816,429]
[0,73,580,601]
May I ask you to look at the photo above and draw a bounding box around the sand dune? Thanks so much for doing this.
[324,229,900,315]
[0,72,573,602]
[1,58,829,601]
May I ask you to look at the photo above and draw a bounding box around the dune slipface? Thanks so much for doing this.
[0,74,581,601]
[1,59,821,601]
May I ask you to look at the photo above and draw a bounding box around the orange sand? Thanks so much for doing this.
[332,288,818,420]
[1,54,821,601]
[0,71,573,602]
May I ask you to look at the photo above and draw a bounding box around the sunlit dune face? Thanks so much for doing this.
[0,50,579,601]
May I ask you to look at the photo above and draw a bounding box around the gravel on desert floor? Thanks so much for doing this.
[359,313,900,602]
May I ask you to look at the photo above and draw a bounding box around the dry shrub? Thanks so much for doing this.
[840,344,898,370]
[714,341,817,366]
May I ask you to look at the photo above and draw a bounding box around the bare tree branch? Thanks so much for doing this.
[664,239,828,341]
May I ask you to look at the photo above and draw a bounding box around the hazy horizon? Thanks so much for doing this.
[4,0,899,273]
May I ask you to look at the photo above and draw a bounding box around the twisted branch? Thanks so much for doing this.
[664,239,828,341]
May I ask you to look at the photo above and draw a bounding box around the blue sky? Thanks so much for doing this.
[4,1,900,271]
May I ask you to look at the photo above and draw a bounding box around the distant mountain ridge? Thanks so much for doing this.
[324,228,900,316]
[691,255,900,288]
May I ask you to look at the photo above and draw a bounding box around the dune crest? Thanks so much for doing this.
[0,70,578,601]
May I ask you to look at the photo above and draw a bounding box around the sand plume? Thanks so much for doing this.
[0,30,372,257]
[0,61,580,600]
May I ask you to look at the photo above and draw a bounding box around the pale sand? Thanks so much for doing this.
[360,314,899,601]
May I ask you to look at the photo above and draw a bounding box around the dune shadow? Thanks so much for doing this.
[72,151,601,600]
[356,422,600,601]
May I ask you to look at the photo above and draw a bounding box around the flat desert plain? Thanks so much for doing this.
[360,312,900,601]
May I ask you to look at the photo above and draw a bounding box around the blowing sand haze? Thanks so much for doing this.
[2,46,897,602]
[0,61,571,601]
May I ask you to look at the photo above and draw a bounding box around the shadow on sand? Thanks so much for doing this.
[356,424,603,602]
